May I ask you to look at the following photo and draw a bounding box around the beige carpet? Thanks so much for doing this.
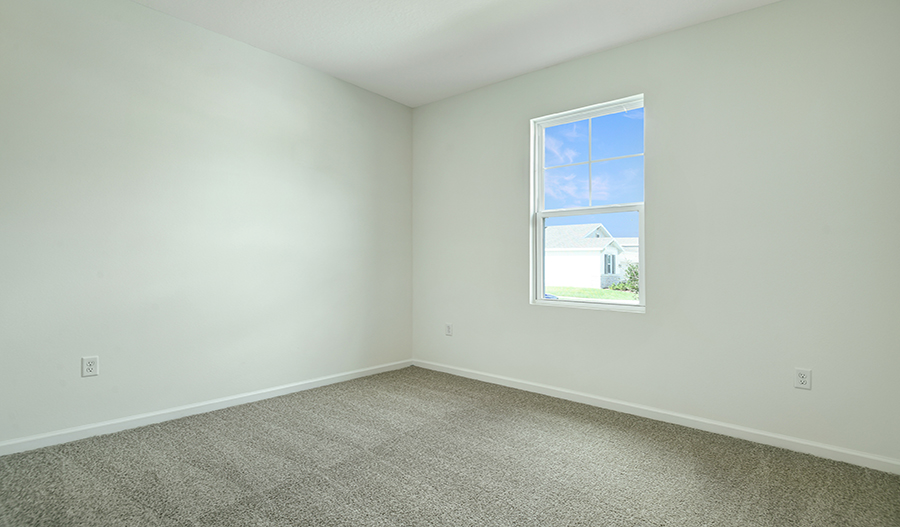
[1,366,898,526]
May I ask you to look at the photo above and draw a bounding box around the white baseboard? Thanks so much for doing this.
[0,360,413,457]
[412,360,900,476]
[5,358,897,476]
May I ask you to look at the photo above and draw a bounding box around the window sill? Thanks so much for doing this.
[531,298,645,314]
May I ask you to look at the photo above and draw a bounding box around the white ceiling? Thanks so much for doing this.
[130,0,781,107]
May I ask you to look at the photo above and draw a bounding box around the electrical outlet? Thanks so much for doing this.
[82,356,99,377]
[445,323,453,336]
[794,368,811,390]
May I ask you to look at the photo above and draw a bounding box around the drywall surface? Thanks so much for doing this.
[0,0,412,443]
[412,0,900,464]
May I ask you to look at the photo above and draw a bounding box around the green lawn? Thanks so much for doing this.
[545,286,637,301]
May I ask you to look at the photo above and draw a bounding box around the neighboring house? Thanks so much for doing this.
[544,223,638,289]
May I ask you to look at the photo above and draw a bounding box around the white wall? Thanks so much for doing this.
[412,0,900,469]
[0,0,412,444]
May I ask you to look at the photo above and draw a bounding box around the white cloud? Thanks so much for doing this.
[545,136,579,166]
[545,171,587,206]
[561,121,586,139]
[591,177,610,201]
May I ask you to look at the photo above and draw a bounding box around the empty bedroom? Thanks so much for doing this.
[1,0,898,525]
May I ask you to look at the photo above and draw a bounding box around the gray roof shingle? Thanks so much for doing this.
[544,223,618,250]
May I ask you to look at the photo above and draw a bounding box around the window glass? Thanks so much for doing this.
[542,212,640,304]
[590,156,644,205]
[544,119,589,168]
[544,164,589,210]
[591,108,644,160]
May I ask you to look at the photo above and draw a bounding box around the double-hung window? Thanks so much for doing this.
[530,94,645,312]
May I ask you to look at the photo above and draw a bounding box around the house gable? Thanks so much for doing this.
[544,223,625,254]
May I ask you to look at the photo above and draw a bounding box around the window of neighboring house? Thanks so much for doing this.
[530,94,645,312]
[604,254,616,275]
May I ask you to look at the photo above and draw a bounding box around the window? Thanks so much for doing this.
[604,254,616,275]
[530,94,645,312]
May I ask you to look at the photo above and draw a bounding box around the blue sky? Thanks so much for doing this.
[543,108,643,236]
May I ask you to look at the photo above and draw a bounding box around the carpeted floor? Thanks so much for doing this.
[1,366,898,526]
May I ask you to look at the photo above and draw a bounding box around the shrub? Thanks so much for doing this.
[614,262,639,293]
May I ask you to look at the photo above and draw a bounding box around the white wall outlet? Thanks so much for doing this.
[445,323,453,336]
[794,368,811,390]
[82,356,99,377]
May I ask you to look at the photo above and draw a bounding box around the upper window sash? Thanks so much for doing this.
[531,94,644,213]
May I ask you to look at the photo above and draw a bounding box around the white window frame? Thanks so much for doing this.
[529,94,645,313]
